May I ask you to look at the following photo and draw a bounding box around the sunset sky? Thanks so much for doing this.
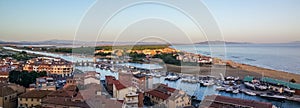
[0,0,299,43]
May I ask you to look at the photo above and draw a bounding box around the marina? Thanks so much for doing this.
[3,46,300,108]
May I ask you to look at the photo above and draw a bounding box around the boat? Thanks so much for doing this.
[284,88,296,93]
[244,82,255,89]
[255,85,268,90]
[154,74,162,78]
[244,91,256,96]
[260,93,286,101]
[202,80,214,86]
[215,86,225,91]
[234,77,240,81]
[132,71,141,75]
[165,76,180,81]
[181,78,199,83]
[225,87,234,92]
[232,89,239,94]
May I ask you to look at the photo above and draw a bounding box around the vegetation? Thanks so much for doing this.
[9,70,47,88]
[290,78,296,83]
[127,52,146,62]
[95,52,111,56]
[153,53,181,65]
[95,45,169,50]
[1,51,36,61]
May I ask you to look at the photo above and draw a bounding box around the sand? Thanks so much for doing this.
[166,63,300,83]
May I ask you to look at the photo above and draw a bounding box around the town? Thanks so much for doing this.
[0,45,300,108]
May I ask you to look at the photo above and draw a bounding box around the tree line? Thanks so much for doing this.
[9,70,47,88]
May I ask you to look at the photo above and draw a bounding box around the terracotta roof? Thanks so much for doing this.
[105,76,116,85]
[146,90,171,100]
[113,80,127,90]
[0,86,16,96]
[19,90,52,98]
[0,77,8,81]
[84,95,123,108]
[201,95,273,108]
[158,84,176,92]
[63,85,78,92]
[0,72,9,76]
[42,97,89,108]
[47,90,73,98]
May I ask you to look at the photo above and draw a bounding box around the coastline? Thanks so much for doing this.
[4,46,300,83]
[166,61,300,83]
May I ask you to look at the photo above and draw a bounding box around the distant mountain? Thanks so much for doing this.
[195,41,252,45]
[290,41,300,44]
[0,39,167,46]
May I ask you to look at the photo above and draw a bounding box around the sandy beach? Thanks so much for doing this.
[166,62,300,83]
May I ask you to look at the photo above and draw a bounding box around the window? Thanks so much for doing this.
[31,98,33,101]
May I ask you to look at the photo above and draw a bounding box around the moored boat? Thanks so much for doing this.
[165,76,180,81]
[232,89,239,94]
[201,80,214,86]
[244,91,256,96]
[260,93,286,101]
[215,86,225,91]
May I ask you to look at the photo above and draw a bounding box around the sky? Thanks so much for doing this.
[0,0,299,43]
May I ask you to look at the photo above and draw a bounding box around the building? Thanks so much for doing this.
[261,77,300,95]
[200,95,275,108]
[83,71,100,85]
[145,84,191,107]
[105,76,117,94]
[0,72,9,83]
[0,83,18,108]
[132,74,153,92]
[35,77,56,91]
[112,80,139,107]
[41,85,89,108]
[18,90,52,107]
[165,90,191,108]
[0,57,20,73]
[23,57,73,77]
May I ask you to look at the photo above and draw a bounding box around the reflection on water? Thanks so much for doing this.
[4,47,300,108]
[152,77,300,108]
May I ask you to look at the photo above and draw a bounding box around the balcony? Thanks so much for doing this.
[126,92,138,97]
[125,99,139,104]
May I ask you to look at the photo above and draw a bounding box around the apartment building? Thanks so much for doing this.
[23,57,73,77]
[18,90,52,108]
[0,83,18,108]
[145,84,191,107]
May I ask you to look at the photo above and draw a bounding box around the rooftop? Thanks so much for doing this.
[19,90,52,98]
[261,77,300,90]
[243,76,254,82]
[113,80,127,90]
[0,85,16,97]
[201,95,273,108]
[146,89,171,100]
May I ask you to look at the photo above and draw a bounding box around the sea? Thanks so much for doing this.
[171,43,300,74]
[3,45,300,108]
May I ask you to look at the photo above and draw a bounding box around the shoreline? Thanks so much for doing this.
[4,46,300,83]
[166,61,300,83]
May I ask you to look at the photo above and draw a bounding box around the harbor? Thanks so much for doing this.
[4,46,300,108]
[76,62,300,108]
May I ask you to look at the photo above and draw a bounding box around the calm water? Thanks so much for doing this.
[4,46,300,108]
[171,43,300,74]
[153,77,300,108]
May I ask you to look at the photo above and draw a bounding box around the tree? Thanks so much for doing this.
[290,78,296,83]
[9,70,47,88]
